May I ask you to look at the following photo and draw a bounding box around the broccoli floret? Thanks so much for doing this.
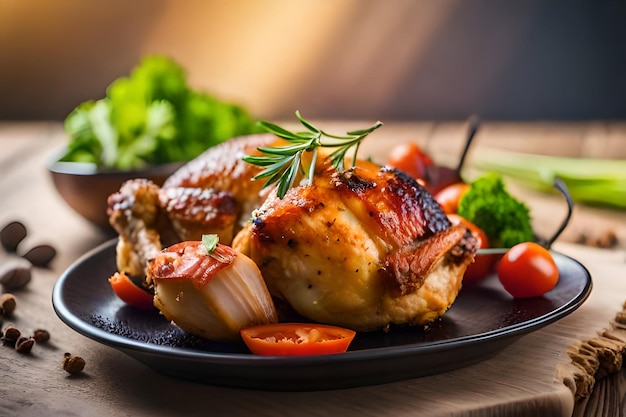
[457,172,534,248]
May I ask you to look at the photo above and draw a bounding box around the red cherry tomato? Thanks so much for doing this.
[497,242,559,298]
[240,323,356,356]
[435,183,471,214]
[108,272,155,310]
[387,142,434,180]
[447,214,494,284]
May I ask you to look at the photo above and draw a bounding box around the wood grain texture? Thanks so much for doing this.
[0,121,625,417]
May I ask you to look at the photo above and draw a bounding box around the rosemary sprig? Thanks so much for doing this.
[243,111,383,198]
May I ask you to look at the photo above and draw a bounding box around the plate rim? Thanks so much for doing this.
[52,239,592,378]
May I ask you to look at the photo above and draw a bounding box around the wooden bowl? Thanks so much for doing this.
[47,152,183,230]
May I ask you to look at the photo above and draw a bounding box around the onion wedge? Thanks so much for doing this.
[148,237,277,341]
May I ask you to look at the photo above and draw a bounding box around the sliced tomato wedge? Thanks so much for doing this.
[240,323,356,356]
[108,272,155,311]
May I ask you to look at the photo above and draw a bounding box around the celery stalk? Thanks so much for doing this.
[470,149,626,210]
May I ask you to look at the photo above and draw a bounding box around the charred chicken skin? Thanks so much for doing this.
[240,163,478,332]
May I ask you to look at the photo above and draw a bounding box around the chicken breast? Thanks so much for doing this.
[242,163,478,332]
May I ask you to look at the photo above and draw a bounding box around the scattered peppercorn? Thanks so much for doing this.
[22,244,57,268]
[33,328,50,344]
[575,229,619,249]
[15,336,34,354]
[0,259,32,290]
[0,221,27,253]
[0,293,17,316]
[62,352,86,375]
[2,325,20,346]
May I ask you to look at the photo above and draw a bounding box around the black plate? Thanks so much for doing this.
[52,239,592,391]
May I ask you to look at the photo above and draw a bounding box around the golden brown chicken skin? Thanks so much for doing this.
[159,134,279,243]
[243,163,478,332]
[108,134,280,279]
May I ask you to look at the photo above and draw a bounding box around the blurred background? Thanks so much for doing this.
[2,0,626,122]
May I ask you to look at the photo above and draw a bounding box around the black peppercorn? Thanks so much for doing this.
[1,325,20,346]
[15,336,34,354]
[33,329,50,344]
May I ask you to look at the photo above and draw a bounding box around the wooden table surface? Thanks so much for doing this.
[1,121,625,417]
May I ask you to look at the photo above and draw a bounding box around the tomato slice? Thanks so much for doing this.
[108,272,155,310]
[240,323,356,356]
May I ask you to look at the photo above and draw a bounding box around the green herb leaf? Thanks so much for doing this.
[256,142,311,156]
[257,121,304,141]
[244,111,382,199]
[295,110,320,133]
[201,234,219,253]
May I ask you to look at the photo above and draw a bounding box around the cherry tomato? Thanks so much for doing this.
[387,142,434,180]
[240,323,356,356]
[108,272,155,310]
[447,214,494,284]
[435,183,471,214]
[497,242,559,298]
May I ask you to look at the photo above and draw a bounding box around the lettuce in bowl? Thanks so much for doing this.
[61,55,261,171]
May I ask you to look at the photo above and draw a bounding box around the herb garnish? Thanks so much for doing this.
[243,111,383,198]
[201,234,233,264]
[201,234,219,253]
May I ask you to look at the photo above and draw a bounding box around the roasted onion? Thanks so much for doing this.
[148,238,278,341]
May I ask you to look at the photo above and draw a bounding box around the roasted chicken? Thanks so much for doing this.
[107,132,478,335]
[238,162,477,331]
